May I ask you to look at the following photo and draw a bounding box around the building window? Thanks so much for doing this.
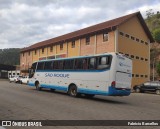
[132,74,134,77]
[131,55,134,58]
[145,58,148,61]
[42,48,44,54]
[103,32,109,42]
[60,44,63,50]
[145,42,148,45]
[141,40,144,43]
[136,74,139,77]
[136,56,139,59]
[141,75,144,77]
[131,36,135,40]
[35,50,37,55]
[86,36,90,45]
[145,75,148,78]
[119,32,124,36]
[50,46,53,52]
[141,57,144,60]
[28,51,30,56]
[72,41,75,48]
[125,34,130,38]
[136,38,139,42]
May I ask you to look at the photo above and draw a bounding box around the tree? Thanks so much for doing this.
[146,9,154,19]
[150,48,157,67]
[156,61,160,76]
[153,28,160,43]
[0,48,20,65]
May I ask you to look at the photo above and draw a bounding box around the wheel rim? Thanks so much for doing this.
[136,88,140,93]
[36,83,40,90]
[71,88,76,96]
[69,85,77,97]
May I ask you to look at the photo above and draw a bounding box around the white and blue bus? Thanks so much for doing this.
[28,53,132,97]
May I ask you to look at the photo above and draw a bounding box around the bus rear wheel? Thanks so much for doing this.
[68,85,80,97]
[35,82,41,91]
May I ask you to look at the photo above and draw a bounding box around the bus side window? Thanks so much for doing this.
[82,58,88,70]
[53,61,64,70]
[37,62,45,70]
[44,61,52,70]
[53,61,58,70]
[75,59,83,70]
[88,57,96,69]
[97,56,110,69]
[64,59,74,70]
[58,61,64,70]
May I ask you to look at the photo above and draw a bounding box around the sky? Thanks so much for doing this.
[0,0,160,49]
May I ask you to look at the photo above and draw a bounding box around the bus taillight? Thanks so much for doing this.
[111,81,116,87]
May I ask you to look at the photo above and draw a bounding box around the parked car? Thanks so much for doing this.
[133,81,160,95]
[20,76,29,84]
[14,76,22,83]
[9,76,15,83]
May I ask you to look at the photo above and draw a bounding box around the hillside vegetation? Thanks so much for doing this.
[0,48,20,66]
[145,9,160,43]
[146,9,160,79]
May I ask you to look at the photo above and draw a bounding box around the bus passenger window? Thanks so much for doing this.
[97,56,110,69]
[53,61,58,70]
[82,58,88,70]
[59,61,64,70]
[75,59,83,70]
[64,60,74,70]
[37,62,45,70]
[89,58,96,69]
[44,61,52,70]
[53,61,63,70]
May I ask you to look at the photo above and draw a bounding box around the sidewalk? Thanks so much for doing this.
[0,79,8,81]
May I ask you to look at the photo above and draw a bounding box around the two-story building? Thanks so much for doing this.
[20,12,154,87]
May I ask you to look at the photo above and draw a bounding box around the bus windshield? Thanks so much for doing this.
[29,62,37,78]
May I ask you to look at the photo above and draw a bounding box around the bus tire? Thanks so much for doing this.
[68,84,80,97]
[35,82,41,91]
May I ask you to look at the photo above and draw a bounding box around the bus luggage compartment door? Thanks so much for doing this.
[115,71,131,89]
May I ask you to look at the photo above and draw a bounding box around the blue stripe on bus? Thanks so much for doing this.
[28,82,35,86]
[28,83,131,96]
[41,84,68,91]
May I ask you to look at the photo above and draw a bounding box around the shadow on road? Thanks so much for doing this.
[30,88,128,105]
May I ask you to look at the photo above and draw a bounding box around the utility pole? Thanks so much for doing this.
[153,58,155,81]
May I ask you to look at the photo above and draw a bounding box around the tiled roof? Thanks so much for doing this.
[21,12,154,52]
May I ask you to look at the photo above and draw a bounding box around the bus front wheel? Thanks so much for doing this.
[68,85,80,97]
[35,82,41,91]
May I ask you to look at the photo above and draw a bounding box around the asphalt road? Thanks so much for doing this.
[0,80,160,129]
